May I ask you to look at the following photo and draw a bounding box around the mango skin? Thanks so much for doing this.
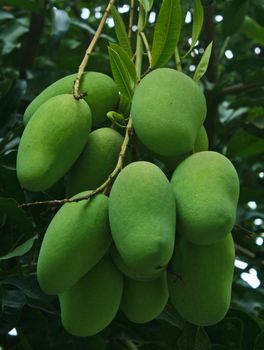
[109,161,176,280]
[155,126,208,171]
[168,234,235,326]
[65,128,124,197]
[24,72,119,127]
[171,151,239,245]
[59,254,123,337]
[111,245,162,281]
[37,192,111,295]
[121,271,169,324]
[131,68,207,157]
[193,125,209,153]
[17,94,92,192]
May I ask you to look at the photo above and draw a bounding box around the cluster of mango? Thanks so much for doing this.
[16,68,239,337]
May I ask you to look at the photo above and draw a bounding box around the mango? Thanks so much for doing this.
[65,128,124,197]
[59,254,123,337]
[193,125,209,153]
[111,245,162,281]
[154,126,208,171]
[121,271,169,323]
[37,192,111,295]
[171,151,239,245]
[131,68,206,157]
[17,94,91,192]
[109,161,176,280]
[168,234,235,326]
[24,72,119,127]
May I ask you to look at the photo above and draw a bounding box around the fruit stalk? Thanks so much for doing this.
[73,0,116,99]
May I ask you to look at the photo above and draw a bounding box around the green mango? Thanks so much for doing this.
[17,94,92,192]
[109,161,176,280]
[168,234,235,326]
[37,192,111,295]
[24,72,119,127]
[131,68,206,157]
[111,245,162,281]
[154,126,208,171]
[121,271,168,323]
[59,254,123,337]
[65,128,124,197]
[193,125,209,153]
[171,151,239,245]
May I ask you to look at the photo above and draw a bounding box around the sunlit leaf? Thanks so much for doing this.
[193,41,213,82]
[151,0,181,69]
[183,0,204,57]
[108,44,137,100]
[111,5,133,57]
[138,0,154,13]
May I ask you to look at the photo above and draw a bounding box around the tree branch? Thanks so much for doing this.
[220,81,264,97]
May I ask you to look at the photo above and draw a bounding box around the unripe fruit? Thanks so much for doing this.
[154,126,209,171]
[193,125,209,153]
[17,94,92,192]
[109,161,176,279]
[111,245,162,281]
[168,234,235,326]
[171,151,239,245]
[65,128,124,197]
[131,68,206,157]
[59,254,123,337]
[121,272,169,323]
[24,72,119,127]
[37,192,111,295]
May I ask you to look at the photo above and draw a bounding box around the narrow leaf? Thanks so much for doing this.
[183,0,204,57]
[193,41,213,82]
[111,5,133,57]
[108,44,137,101]
[138,0,154,13]
[0,235,37,260]
[151,0,182,69]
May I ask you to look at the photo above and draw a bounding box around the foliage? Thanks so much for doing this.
[0,0,264,349]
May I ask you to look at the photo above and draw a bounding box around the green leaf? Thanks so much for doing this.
[138,0,154,13]
[227,128,264,158]
[0,0,44,13]
[151,0,182,69]
[193,41,213,82]
[111,5,133,57]
[0,198,33,235]
[183,0,204,57]
[242,16,264,46]
[108,43,137,101]
[222,0,249,36]
[254,331,264,350]
[0,235,37,260]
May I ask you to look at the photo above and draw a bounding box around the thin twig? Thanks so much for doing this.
[128,0,135,39]
[18,118,133,208]
[73,0,115,99]
[139,31,152,67]
[234,224,256,238]
[235,243,255,259]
